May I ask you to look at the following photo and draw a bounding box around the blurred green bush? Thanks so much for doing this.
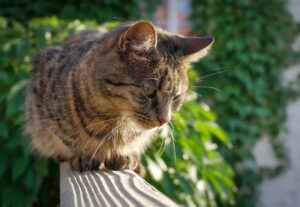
[0,0,160,23]
[191,1,299,207]
[0,17,234,207]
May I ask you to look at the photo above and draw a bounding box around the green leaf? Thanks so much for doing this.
[161,174,175,198]
[2,186,27,207]
[7,79,28,101]
[0,153,9,178]
[12,155,29,181]
[34,158,49,177]
[0,121,9,138]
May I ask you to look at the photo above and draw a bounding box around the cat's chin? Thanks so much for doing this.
[133,119,159,131]
[138,123,158,131]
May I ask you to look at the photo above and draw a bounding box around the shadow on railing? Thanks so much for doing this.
[60,163,178,207]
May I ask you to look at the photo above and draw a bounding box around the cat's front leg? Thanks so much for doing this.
[70,155,101,172]
[104,154,145,177]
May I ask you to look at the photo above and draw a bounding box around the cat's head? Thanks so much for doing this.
[86,21,213,130]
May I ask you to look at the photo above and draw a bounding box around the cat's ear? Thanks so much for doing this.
[177,37,214,62]
[119,21,157,52]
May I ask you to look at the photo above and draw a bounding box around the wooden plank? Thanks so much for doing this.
[60,162,178,207]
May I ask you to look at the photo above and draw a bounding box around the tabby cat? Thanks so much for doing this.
[25,21,213,176]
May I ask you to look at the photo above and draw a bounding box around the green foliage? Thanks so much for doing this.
[0,0,161,24]
[0,16,235,206]
[145,89,235,206]
[191,0,299,206]
[0,16,83,207]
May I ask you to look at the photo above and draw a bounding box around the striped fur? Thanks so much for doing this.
[25,21,213,176]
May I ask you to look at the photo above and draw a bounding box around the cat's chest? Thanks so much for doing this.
[119,127,157,155]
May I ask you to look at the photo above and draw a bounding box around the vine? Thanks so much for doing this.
[191,0,299,206]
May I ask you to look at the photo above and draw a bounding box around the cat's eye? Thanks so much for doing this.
[173,95,180,101]
[143,85,157,97]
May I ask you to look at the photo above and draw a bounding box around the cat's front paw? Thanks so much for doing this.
[70,155,100,172]
[104,154,145,177]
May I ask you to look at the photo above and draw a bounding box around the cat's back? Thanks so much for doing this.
[25,26,111,158]
[26,28,108,127]
[28,27,108,98]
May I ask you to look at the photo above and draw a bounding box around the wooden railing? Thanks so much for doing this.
[60,163,178,207]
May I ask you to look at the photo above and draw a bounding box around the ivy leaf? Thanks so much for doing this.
[0,153,9,178]
[2,186,27,207]
[34,158,49,177]
[6,79,28,101]
[12,155,29,181]
[161,174,175,198]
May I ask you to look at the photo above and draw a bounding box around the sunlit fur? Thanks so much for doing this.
[25,21,212,175]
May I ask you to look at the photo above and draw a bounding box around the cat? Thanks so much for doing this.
[25,21,213,176]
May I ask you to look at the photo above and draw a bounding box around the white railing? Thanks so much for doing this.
[60,163,178,207]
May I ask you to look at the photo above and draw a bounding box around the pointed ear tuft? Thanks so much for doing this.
[119,21,157,52]
[177,37,214,62]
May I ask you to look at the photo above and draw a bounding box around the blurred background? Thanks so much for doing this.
[0,0,299,206]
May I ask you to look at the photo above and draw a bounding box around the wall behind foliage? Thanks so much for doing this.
[191,0,299,207]
[0,0,160,23]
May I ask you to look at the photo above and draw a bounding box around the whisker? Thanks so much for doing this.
[192,86,224,94]
[135,114,150,121]
[82,118,120,152]
[195,68,233,83]
[85,117,120,129]
[158,134,166,155]
[118,108,138,113]
[169,120,175,131]
[167,125,176,164]
[82,115,135,152]
[91,112,123,116]
[87,124,122,169]
[138,77,159,81]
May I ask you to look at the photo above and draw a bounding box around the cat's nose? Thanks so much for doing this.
[158,119,169,126]
[156,102,171,126]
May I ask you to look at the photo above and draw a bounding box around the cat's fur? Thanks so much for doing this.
[25,21,213,176]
